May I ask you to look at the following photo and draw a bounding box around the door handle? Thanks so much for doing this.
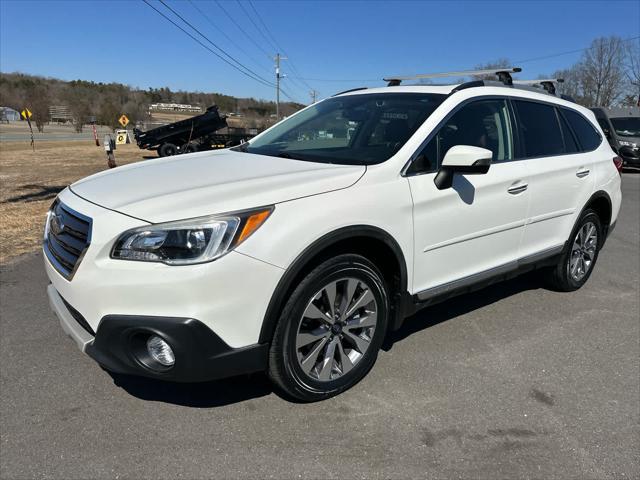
[576,168,590,178]
[507,183,528,195]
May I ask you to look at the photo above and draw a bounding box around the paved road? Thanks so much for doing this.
[0,124,114,142]
[1,175,638,479]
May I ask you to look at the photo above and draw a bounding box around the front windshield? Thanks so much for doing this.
[237,93,445,165]
[610,117,640,137]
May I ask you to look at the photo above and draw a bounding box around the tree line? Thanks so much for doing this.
[1,36,637,134]
[0,73,304,133]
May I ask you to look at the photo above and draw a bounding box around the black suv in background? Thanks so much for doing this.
[591,107,640,169]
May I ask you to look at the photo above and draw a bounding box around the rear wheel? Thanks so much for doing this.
[268,254,389,401]
[158,143,178,157]
[544,208,602,291]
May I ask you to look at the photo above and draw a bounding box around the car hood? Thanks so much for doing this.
[70,150,366,223]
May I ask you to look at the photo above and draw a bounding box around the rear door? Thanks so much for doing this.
[514,100,597,258]
[407,98,530,295]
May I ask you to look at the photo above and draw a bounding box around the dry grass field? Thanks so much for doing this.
[0,141,146,263]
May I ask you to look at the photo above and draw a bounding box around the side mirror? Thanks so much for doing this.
[434,145,493,190]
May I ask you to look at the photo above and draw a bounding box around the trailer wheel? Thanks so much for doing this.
[159,143,178,157]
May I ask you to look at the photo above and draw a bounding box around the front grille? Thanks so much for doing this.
[60,295,96,336]
[44,200,92,280]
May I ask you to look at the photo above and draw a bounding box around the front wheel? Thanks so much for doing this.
[544,208,602,291]
[268,254,389,401]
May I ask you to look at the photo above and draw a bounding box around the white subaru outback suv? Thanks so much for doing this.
[44,70,622,401]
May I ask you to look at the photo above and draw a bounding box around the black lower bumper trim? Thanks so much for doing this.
[85,315,268,382]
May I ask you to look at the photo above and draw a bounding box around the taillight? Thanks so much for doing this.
[613,156,623,174]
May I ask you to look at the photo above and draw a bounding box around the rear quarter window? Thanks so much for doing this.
[561,108,602,151]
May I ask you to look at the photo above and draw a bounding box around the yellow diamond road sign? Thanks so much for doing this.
[118,114,129,128]
[21,108,32,120]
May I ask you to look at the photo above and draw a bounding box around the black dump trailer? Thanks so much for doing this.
[133,105,251,157]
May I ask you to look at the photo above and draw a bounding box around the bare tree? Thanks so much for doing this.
[472,58,513,81]
[64,84,92,133]
[624,39,640,106]
[26,84,50,133]
[553,66,586,103]
[579,36,627,107]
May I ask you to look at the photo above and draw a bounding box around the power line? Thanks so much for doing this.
[246,0,283,52]
[156,0,274,87]
[212,0,272,59]
[142,0,275,88]
[236,0,279,53]
[515,35,640,64]
[187,0,272,74]
[244,0,317,95]
[288,76,379,83]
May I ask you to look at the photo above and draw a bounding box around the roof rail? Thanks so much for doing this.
[383,67,521,87]
[513,78,564,95]
[332,87,367,97]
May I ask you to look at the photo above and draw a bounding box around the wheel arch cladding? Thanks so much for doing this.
[584,190,612,238]
[258,225,408,344]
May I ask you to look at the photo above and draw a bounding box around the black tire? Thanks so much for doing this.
[159,143,178,157]
[544,208,603,292]
[268,254,390,402]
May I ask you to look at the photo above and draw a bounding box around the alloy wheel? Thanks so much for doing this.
[569,221,598,281]
[295,277,378,382]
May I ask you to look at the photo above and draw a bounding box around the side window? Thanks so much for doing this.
[562,108,602,151]
[407,99,513,174]
[557,109,580,154]
[513,100,565,158]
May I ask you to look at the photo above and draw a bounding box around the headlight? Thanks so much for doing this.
[111,207,273,265]
[619,141,636,148]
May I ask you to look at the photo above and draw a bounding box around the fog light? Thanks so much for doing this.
[146,335,175,367]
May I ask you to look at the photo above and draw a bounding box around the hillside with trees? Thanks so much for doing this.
[0,72,304,133]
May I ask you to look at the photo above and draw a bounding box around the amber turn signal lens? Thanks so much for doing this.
[237,209,272,244]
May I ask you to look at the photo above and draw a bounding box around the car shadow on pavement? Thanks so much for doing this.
[384,271,543,350]
[108,371,274,408]
[108,272,543,407]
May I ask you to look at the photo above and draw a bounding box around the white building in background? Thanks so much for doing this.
[0,107,21,122]
[149,103,202,113]
[49,105,73,123]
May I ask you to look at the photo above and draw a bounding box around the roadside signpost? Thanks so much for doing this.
[117,115,130,146]
[92,124,100,146]
[115,129,129,145]
[21,108,35,151]
[104,134,116,168]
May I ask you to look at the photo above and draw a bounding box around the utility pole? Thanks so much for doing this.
[274,53,287,120]
[309,90,318,104]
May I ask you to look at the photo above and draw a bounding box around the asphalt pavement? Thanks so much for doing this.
[1,174,638,479]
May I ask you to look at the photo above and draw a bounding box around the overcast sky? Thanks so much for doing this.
[1,0,639,103]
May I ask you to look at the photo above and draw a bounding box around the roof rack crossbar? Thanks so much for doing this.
[383,67,521,86]
[513,78,564,95]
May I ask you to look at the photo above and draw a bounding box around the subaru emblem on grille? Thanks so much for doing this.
[50,211,64,235]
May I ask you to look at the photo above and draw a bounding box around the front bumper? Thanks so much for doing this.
[48,286,268,381]
[44,188,285,381]
[619,146,640,167]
